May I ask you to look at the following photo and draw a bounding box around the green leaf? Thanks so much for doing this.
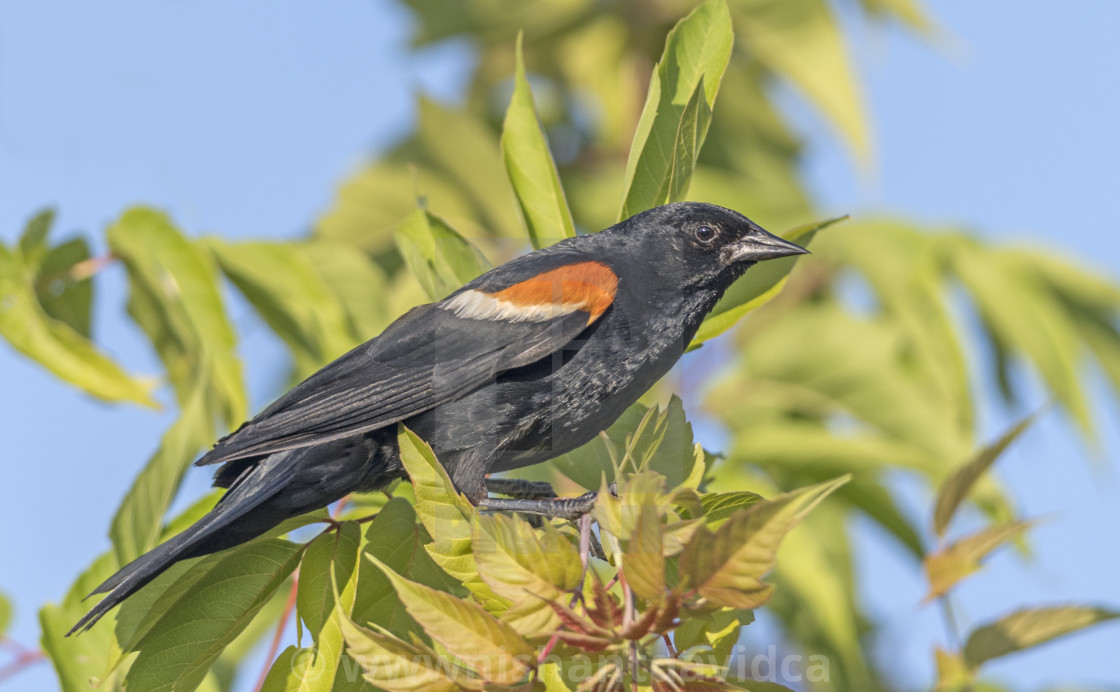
[113,551,226,661]
[125,539,304,692]
[259,523,362,692]
[109,377,213,566]
[619,0,733,219]
[16,208,94,334]
[337,614,461,692]
[315,158,472,254]
[472,512,582,635]
[678,476,849,608]
[107,207,246,423]
[297,522,363,641]
[35,235,95,338]
[330,654,380,691]
[395,208,492,300]
[735,0,870,160]
[501,33,577,249]
[416,97,521,239]
[674,607,753,667]
[18,208,54,267]
[0,239,156,406]
[40,551,126,692]
[260,646,313,692]
[963,606,1120,669]
[696,491,764,529]
[692,215,844,346]
[0,591,10,637]
[365,553,535,685]
[933,412,1038,536]
[552,396,701,491]
[924,519,1038,599]
[301,241,390,341]
[208,239,358,378]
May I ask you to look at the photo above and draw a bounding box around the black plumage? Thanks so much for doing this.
[70,201,807,634]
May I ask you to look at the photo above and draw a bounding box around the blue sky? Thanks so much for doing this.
[1,1,1118,690]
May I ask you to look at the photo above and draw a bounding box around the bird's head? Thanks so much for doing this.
[603,202,808,296]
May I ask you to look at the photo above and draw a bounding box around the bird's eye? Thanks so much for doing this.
[694,225,717,243]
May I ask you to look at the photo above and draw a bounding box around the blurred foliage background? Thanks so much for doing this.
[1,1,1119,691]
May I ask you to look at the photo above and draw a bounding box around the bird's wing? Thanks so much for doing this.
[196,258,618,467]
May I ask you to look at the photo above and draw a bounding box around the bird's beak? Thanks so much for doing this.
[725,229,810,263]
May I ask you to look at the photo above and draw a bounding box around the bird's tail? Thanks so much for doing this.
[68,450,308,636]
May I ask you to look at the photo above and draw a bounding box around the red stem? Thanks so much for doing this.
[253,575,300,692]
[0,648,45,685]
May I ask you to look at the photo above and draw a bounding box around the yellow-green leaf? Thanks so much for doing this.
[208,239,358,379]
[297,522,363,641]
[623,501,666,602]
[39,552,127,692]
[107,207,246,423]
[924,519,1038,599]
[735,0,870,160]
[933,412,1038,536]
[472,512,581,635]
[301,241,390,341]
[0,239,156,407]
[365,554,534,685]
[963,605,1120,669]
[338,614,461,692]
[416,97,521,239]
[351,497,462,640]
[678,476,849,608]
[396,426,504,608]
[396,208,491,300]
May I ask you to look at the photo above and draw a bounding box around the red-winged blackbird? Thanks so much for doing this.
[71,201,807,634]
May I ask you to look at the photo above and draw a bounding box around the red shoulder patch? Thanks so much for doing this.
[493,261,618,323]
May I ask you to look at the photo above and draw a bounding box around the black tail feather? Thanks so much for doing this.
[67,450,308,636]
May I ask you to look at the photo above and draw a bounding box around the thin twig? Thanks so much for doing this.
[0,648,45,685]
[661,633,677,658]
[939,594,963,651]
[576,514,593,595]
[34,253,119,291]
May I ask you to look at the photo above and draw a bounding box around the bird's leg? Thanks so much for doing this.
[480,479,616,521]
[479,492,600,520]
[483,477,558,500]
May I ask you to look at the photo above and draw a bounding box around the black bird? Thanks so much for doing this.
[70,201,807,634]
